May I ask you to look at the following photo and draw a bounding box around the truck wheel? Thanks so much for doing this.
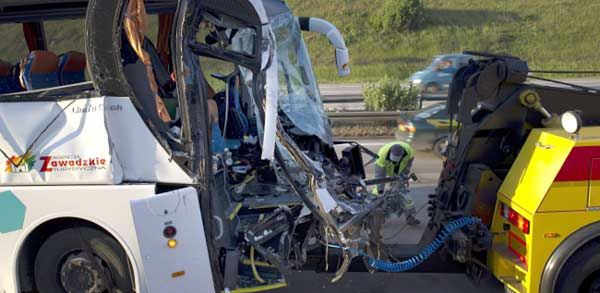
[34,226,133,293]
[554,240,600,293]
[432,137,449,158]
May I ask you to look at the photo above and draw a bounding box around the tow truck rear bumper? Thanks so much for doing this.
[489,245,529,293]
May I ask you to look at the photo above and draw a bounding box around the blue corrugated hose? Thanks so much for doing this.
[329,216,482,272]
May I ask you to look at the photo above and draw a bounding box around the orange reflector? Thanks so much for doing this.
[544,233,561,239]
[167,239,178,249]
[508,231,527,265]
[516,216,530,234]
[172,271,185,278]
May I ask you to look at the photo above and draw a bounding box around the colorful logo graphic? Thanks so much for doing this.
[5,152,36,173]
[4,153,109,174]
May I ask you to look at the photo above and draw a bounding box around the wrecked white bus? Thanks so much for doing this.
[0,1,394,292]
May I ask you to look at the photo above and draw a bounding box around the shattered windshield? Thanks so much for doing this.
[271,12,333,145]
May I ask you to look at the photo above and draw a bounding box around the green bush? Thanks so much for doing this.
[373,0,425,32]
[363,76,420,111]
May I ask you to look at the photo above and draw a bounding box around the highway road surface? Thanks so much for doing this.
[274,138,504,293]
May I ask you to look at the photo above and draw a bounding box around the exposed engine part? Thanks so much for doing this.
[245,208,294,245]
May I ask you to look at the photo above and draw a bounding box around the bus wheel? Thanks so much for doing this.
[34,226,133,293]
[555,240,600,293]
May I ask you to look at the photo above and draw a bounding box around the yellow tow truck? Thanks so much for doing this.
[421,51,600,293]
[489,125,600,293]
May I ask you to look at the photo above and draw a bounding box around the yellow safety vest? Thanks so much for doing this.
[375,141,415,177]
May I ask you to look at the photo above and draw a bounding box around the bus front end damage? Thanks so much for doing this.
[172,0,386,290]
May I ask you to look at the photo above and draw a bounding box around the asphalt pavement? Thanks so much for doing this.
[275,138,504,293]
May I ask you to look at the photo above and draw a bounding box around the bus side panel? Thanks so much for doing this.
[131,187,216,293]
[0,185,156,293]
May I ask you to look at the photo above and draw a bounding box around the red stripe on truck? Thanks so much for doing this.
[554,146,600,182]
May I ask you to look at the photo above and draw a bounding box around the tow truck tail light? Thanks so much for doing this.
[500,203,530,234]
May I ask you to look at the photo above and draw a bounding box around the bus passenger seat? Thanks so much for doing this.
[0,59,19,94]
[20,51,60,90]
[58,51,87,85]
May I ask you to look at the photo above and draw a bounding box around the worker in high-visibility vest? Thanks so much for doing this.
[373,141,420,226]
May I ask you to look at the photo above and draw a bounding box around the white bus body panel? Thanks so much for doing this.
[0,98,123,186]
[0,96,192,187]
[104,97,193,184]
[0,185,214,293]
[131,187,215,293]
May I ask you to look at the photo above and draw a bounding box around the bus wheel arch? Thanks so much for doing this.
[16,217,135,292]
[540,222,600,293]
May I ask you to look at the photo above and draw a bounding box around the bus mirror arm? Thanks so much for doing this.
[297,17,351,77]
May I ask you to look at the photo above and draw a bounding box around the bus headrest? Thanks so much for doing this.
[20,50,60,90]
[59,51,87,85]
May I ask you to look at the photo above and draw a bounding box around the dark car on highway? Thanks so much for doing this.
[396,102,453,157]
[409,54,472,95]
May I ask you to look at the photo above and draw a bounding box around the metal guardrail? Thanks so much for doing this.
[328,111,410,121]
[320,83,447,105]
[321,79,600,104]
[321,84,444,122]
[323,95,446,104]
[320,84,363,104]
[417,93,446,108]
[322,96,364,103]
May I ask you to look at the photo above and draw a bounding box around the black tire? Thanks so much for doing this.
[34,226,133,293]
[432,137,449,158]
[555,240,600,293]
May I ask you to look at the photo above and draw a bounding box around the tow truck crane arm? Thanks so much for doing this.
[423,51,600,268]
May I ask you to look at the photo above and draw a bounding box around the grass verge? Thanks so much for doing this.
[332,120,398,138]
[288,0,600,83]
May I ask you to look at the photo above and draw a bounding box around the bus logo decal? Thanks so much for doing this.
[40,155,108,173]
[4,152,36,173]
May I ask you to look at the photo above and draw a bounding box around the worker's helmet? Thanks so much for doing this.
[389,144,405,163]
